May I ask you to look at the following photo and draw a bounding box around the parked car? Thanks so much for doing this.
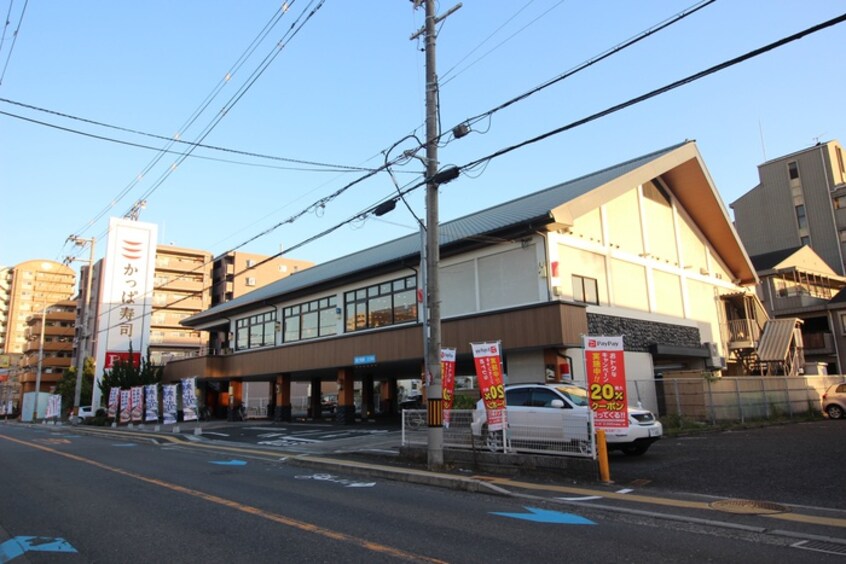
[471,382,663,456]
[70,405,95,425]
[321,394,337,414]
[822,382,846,420]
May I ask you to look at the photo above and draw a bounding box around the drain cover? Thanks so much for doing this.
[710,499,786,515]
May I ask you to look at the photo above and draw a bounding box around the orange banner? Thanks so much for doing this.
[471,341,506,431]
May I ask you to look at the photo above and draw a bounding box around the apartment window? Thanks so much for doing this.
[279,264,288,273]
[840,313,846,334]
[344,275,417,332]
[246,277,256,287]
[572,275,599,305]
[837,147,845,175]
[795,204,808,229]
[788,161,800,180]
[235,311,276,351]
[800,235,811,246]
[282,296,338,343]
[246,259,255,268]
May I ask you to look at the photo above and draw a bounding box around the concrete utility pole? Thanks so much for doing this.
[68,236,96,415]
[411,0,461,470]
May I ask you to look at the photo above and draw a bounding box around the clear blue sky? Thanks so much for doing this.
[1,1,844,273]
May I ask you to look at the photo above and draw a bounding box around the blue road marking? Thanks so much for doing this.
[210,459,247,466]
[491,506,596,525]
[0,536,77,562]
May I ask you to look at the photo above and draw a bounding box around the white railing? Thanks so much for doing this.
[401,409,595,459]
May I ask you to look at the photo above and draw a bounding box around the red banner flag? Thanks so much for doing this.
[441,348,457,428]
[471,341,507,431]
[583,336,628,429]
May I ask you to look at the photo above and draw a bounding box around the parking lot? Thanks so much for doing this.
[193,417,842,509]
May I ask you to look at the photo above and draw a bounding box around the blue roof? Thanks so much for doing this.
[186,142,689,325]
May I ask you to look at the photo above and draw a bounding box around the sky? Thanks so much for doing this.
[1,1,845,276]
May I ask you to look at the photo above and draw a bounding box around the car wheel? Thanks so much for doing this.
[826,404,844,420]
[484,429,504,453]
[621,443,649,456]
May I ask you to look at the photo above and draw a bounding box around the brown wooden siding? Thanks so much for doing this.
[163,301,588,382]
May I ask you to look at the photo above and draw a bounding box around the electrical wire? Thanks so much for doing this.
[0,0,26,86]
[0,98,379,172]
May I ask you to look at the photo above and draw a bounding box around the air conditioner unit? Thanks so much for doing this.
[705,342,726,369]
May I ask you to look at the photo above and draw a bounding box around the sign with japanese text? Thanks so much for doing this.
[92,217,157,409]
[46,394,61,419]
[182,377,197,422]
[471,341,507,431]
[119,389,131,424]
[130,386,143,422]
[440,348,456,428]
[107,388,119,419]
[583,336,628,429]
[144,385,159,422]
[162,385,177,425]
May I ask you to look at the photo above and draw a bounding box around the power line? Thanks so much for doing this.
[0,98,379,172]
[0,0,26,86]
[462,11,846,172]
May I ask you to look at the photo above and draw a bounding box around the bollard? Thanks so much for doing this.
[597,429,611,483]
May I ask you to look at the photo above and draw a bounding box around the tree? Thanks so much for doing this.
[98,351,162,401]
[56,357,95,415]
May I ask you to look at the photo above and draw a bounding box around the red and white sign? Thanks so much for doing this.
[583,336,628,429]
[93,217,157,409]
[104,351,141,369]
[440,348,457,428]
[471,341,507,431]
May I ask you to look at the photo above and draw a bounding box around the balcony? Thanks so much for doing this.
[803,332,835,355]
[724,318,761,349]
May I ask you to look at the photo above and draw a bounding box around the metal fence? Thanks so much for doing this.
[401,408,596,459]
[657,374,844,424]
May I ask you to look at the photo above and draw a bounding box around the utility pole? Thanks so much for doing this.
[411,0,461,470]
[67,236,96,415]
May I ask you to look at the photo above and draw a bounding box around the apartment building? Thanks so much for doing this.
[732,140,846,275]
[166,141,763,422]
[148,245,214,365]
[749,245,846,373]
[19,299,77,394]
[0,267,11,352]
[2,260,76,357]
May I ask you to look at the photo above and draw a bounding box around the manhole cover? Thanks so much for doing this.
[710,499,786,515]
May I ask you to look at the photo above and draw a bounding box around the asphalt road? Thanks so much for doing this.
[1,422,842,563]
[606,419,844,508]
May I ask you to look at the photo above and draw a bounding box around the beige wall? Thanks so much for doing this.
[550,181,743,353]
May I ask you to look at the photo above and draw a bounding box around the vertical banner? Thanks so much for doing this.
[107,388,119,419]
[130,386,143,422]
[119,389,131,424]
[181,377,198,422]
[92,217,158,409]
[144,385,159,422]
[471,341,507,431]
[46,394,61,419]
[440,348,457,428]
[162,384,177,425]
[583,336,628,429]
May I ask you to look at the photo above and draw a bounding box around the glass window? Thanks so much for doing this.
[344,275,418,333]
[788,161,800,180]
[795,205,808,229]
[505,388,531,407]
[800,235,811,246]
[282,296,338,343]
[234,311,276,351]
[572,275,599,305]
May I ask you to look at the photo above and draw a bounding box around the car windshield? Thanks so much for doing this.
[554,385,589,407]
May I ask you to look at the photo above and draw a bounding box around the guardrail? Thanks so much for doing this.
[401,409,595,458]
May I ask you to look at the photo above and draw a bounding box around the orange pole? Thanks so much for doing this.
[597,429,611,483]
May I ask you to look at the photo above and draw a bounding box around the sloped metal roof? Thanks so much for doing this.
[756,318,801,362]
[185,142,690,326]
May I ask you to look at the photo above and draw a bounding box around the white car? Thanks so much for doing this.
[70,405,95,424]
[471,382,663,456]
